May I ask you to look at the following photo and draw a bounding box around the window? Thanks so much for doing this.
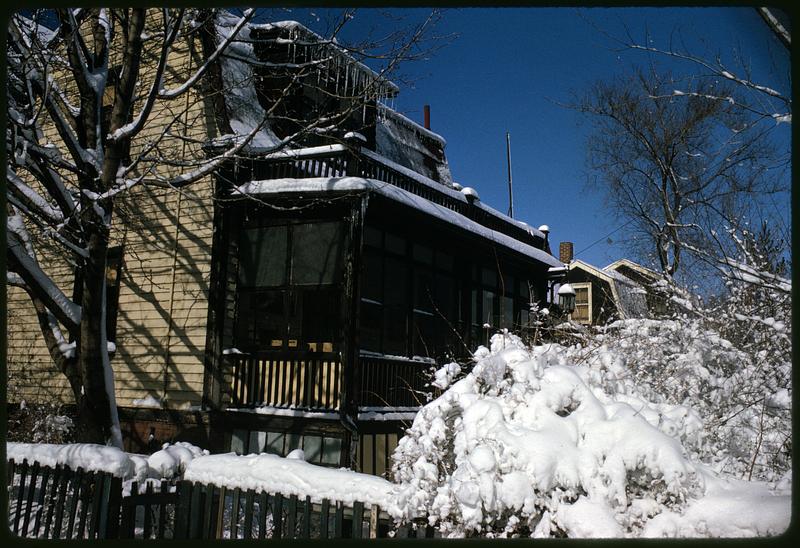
[235,221,344,351]
[570,283,592,324]
[231,428,342,466]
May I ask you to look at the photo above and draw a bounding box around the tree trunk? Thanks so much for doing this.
[76,219,121,447]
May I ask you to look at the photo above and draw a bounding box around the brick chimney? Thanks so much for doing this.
[423,104,431,129]
[559,241,574,264]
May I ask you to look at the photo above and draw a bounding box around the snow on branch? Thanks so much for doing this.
[6,222,81,332]
[158,8,255,100]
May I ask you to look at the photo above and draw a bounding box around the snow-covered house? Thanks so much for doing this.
[6,12,564,475]
[556,244,660,326]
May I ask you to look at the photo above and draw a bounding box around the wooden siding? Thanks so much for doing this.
[6,10,219,410]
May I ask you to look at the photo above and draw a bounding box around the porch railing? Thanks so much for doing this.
[226,351,342,410]
[226,351,435,411]
[357,354,433,408]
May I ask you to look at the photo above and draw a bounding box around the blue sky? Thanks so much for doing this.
[276,6,791,270]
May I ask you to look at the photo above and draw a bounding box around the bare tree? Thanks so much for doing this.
[5,7,441,446]
[575,68,784,282]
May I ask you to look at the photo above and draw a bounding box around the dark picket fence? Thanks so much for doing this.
[7,458,436,540]
[6,459,122,539]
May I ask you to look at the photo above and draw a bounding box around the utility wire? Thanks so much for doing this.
[573,218,636,258]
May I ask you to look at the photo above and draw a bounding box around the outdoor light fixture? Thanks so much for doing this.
[558,283,576,314]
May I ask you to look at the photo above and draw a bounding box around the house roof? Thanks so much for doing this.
[567,259,648,319]
[234,176,563,268]
[604,259,662,281]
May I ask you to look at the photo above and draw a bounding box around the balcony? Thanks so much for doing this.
[225,351,433,412]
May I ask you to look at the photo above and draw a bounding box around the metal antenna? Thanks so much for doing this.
[506,131,514,218]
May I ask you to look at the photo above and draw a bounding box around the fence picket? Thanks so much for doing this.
[272,493,283,539]
[51,466,70,538]
[202,483,214,539]
[76,470,92,539]
[42,465,60,538]
[243,489,255,539]
[320,498,330,538]
[215,486,227,539]
[32,464,51,537]
[65,466,84,538]
[143,481,154,539]
[353,500,364,538]
[106,476,123,540]
[158,480,168,539]
[13,459,29,535]
[21,461,40,537]
[370,504,379,538]
[302,495,311,538]
[189,481,202,538]
[334,500,344,538]
[258,491,269,539]
[230,487,241,539]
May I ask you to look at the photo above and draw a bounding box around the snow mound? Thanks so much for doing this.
[184,452,400,517]
[391,332,790,538]
[7,442,135,478]
[146,441,209,479]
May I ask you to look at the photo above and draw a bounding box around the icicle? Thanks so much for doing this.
[344,62,350,98]
[334,56,340,96]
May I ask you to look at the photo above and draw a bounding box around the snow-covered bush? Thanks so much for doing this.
[579,316,790,483]
[391,333,790,537]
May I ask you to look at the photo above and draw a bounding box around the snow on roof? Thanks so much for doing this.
[234,177,562,267]
[215,11,282,150]
[359,148,546,240]
[184,452,401,517]
[375,106,453,186]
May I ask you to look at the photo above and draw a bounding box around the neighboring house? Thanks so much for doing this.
[557,244,660,326]
[6,12,565,476]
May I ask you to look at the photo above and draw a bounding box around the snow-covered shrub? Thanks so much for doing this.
[393,333,703,537]
[578,316,790,483]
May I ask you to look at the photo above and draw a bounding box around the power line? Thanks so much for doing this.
[573,218,636,258]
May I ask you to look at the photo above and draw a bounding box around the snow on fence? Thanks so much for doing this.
[6,452,435,540]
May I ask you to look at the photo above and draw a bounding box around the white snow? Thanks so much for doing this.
[146,442,209,479]
[391,332,791,537]
[235,177,561,268]
[131,395,162,408]
[228,405,340,419]
[184,452,401,517]
[7,442,135,478]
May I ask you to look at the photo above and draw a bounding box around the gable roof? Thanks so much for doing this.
[604,259,662,281]
[568,259,648,319]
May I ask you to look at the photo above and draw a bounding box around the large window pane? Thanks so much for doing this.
[236,289,287,348]
[239,226,287,287]
[384,257,407,354]
[292,222,343,285]
[360,300,382,352]
[361,249,383,302]
[300,288,339,347]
